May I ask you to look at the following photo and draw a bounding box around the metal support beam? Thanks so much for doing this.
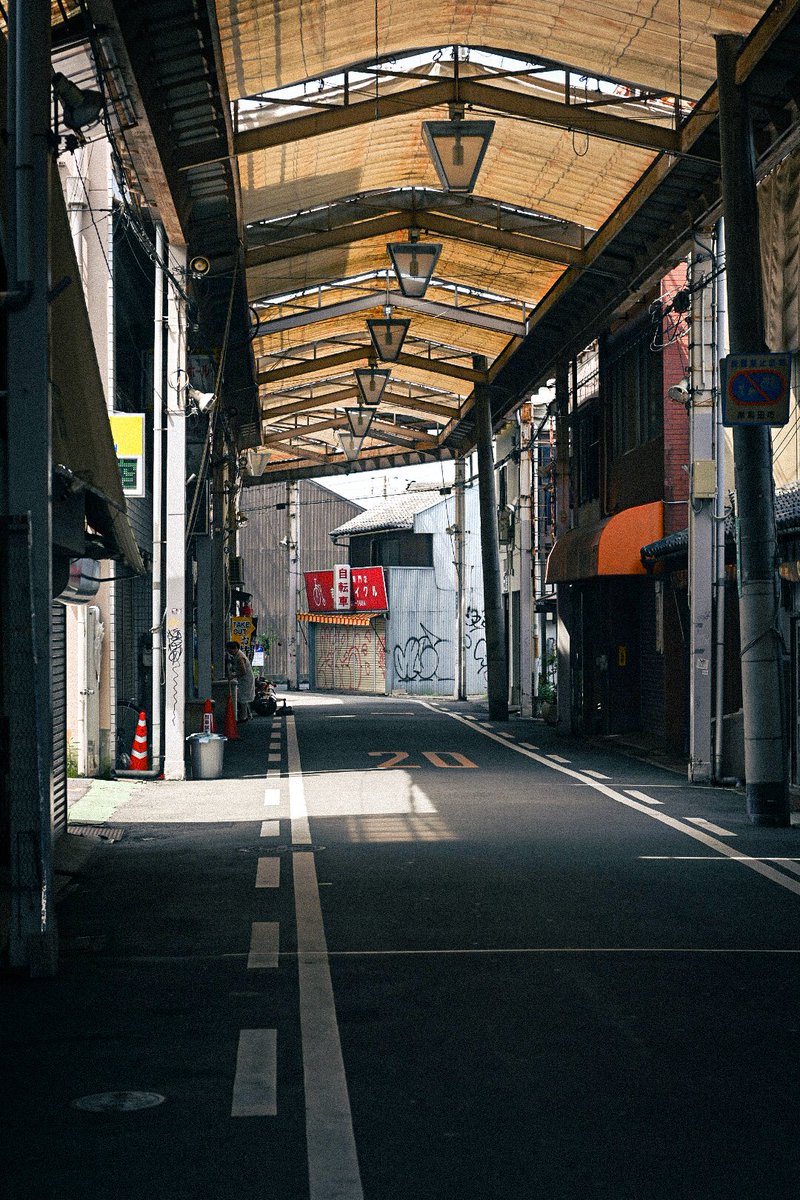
[254,291,526,339]
[454,457,467,701]
[258,346,488,386]
[554,362,572,733]
[474,355,509,721]
[519,412,533,718]
[163,244,188,780]
[287,481,301,689]
[3,0,56,975]
[715,35,789,826]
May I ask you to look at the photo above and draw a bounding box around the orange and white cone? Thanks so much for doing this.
[224,694,239,740]
[130,711,149,770]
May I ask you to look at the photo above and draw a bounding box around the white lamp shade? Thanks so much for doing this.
[422,118,495,193]
[354,367,390,406]
[387,242,441,298]
[366,317,410,362]
[344,407,376,439]
[245,448,271,476]
[336,430,364,461]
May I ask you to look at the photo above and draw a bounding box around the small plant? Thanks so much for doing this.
[538,678,556,706]
[66,736,79,778]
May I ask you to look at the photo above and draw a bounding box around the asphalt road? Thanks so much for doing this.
[4,692,800,1199]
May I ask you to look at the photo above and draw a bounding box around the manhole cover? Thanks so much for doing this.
[71,1091,165,1112]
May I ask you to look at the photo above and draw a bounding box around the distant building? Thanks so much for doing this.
[327,484,485,696]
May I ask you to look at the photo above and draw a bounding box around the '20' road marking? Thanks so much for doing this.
[368,750,478,769]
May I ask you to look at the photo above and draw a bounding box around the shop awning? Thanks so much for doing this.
[297,612,380,626]
[546,501,663,584]
[50,162,145,574]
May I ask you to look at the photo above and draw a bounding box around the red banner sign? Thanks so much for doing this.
[304,567,387,613]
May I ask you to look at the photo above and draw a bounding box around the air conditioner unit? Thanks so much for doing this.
[498,508,515,546]
[229,554,244,586]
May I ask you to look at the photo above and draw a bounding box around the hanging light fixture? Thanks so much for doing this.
[52,72,105,133]
[422,107,495,193]
[354,362,391,407]
[336,430,364,462]
[344,406,376,439]
[387,232,441,299]
[366,315,410,362]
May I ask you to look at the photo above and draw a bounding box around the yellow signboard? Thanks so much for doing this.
[109,413,145,498]
[229,616,255,648]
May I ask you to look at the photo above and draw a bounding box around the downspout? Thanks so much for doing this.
[0,0,34,311]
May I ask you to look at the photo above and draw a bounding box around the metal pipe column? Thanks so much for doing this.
[715,35,789,825]
[150,225,165,771]
[3,0,55,974]
[454,457,467,701]
[474,356,508,721]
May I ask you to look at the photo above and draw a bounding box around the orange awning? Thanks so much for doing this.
[297,612,378,626]
[546,501,663,584]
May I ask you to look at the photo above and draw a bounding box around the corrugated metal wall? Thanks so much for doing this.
[385,484,485,696]
[51,603,67,840]
[239,481,362,678]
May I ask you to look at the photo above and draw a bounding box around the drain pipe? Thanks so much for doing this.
[1,0,34,311]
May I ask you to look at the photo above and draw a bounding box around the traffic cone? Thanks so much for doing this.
[224,694,239,740]
[130,711,149,770]
[202,697,214,734]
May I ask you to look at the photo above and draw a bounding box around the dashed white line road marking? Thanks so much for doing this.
[231,1029,277,1116]
[256,857,280,888]
[519,742,539,750]
[496,731,515,739]
[547,754,571,764]
[268,753,282,764]
[583,769,611,779]
[686,817,737,837]
[421,701,800,901]
[625,789,663,805]
[260,820,280,838]
[287,713,311,845]
[248,922,279,969]
[264,788,281,807]
[294,851,364,1199]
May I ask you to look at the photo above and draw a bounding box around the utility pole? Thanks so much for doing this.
[163,244,188,780]
[715,35,789,825]
[454,456,467,700]
[2,0,56,974]
[474,355,509,721]
[287,479,301,688]
[713,221,728,781]
[688,238,716,783]
[518,410,533,717]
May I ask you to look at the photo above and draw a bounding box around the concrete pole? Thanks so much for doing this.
[519,412,533,717]
[454,456,467,700]
[688,240,716,783]
[287,479,301,688]
[163,244,188,780]
[150,224,165,771]
[3,0,56,974]
[715,35,789,825]
[474,356,509,720]
[713,221,728,780]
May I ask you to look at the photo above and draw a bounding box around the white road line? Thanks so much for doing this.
[625,789,663,806]
[519,742,539,750]
[264,788,281,807]
[287,713,312,845]
[686,817,737,837]
[260,820,280,838]
[496,731,515,739]
[268,753,282,764]
[641,856,800,862]
[256,857,280,888]
[294,851,364,1200]
[583,769,611,779]
[420,701,800,901]
[547,753,571,764]
[248,922,279,969]
[231,1029,277,1117]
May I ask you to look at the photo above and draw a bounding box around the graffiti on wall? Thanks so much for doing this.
[392,622,453,684]
[464,606,487,680]
[315,624,387,692]
[166,609,183,726]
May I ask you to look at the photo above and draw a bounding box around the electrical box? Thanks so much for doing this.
[692,459,716,500]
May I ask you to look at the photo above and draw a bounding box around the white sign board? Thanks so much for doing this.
[334,563,351,611]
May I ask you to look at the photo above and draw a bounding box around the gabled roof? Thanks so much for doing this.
[330,488,444,537]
